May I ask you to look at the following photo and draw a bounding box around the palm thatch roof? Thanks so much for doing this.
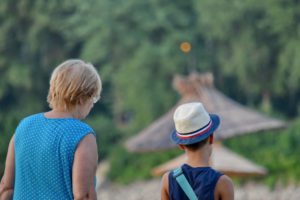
[125,72,286,152]
[152,143,267,177]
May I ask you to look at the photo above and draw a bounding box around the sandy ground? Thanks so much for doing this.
[96,162,300,200]
[96,179,300,200]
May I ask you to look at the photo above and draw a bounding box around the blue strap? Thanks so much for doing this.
[173,167,198,200]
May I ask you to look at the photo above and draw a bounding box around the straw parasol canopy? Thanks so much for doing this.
[125,72,286,152]
[152,143,267,177]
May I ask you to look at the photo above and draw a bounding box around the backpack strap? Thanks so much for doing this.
[173,167,198,200]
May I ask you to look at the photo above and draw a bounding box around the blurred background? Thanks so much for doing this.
[0,0,300,199]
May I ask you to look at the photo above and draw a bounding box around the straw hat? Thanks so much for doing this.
[171,102,220,145]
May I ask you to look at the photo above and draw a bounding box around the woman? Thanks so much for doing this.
[0,59,102,200]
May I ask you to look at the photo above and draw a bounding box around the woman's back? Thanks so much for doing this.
[14,113,94,199]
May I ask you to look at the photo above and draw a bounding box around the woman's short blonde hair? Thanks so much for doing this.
[47,59,102,111]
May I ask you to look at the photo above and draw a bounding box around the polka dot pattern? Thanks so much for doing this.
[13,113,95,199]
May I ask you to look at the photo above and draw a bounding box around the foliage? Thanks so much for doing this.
[108,118,300,186]
[0,0,111,177]
[0,0,300,185]
[84,0,300,136]
[194,0,300,111]
[108,146,182,184]
[85,114,122,160]
[224,118,300,187]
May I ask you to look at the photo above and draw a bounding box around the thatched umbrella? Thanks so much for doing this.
[152,143,267,177]
[125,72,286,152]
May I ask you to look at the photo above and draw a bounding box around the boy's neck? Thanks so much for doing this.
[185,146,211,168]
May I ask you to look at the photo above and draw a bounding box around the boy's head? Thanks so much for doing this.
[183,136,211,151]
[171,102,220,147]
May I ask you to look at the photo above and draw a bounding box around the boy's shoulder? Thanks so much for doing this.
[215,174,234,200]
[162,171,170,187]
[161,171,170,200]
[217,174,233,186]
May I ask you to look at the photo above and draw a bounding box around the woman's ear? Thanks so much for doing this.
[77,98,83,105]
[78,97,87,105]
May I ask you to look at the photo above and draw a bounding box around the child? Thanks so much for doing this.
[161,102,234,200]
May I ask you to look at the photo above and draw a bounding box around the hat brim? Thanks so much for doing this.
[171,114,220,145]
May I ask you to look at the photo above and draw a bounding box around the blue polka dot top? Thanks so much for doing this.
[13,113,95,200]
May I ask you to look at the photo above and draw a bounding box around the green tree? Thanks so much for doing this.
[1,0,299,183]
[194,0,300,114]
[0,0,110,176]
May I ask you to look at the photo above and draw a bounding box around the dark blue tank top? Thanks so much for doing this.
[169,164,223,200]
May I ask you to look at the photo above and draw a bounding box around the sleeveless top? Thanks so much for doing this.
[13,113,95,200]
[168,164,223,200]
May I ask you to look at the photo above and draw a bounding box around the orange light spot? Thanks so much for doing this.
[180,42,191,53]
